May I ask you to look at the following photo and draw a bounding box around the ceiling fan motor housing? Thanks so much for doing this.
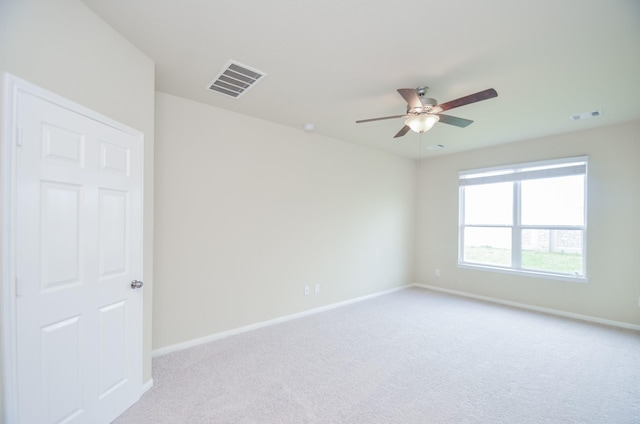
[407,96,438,114]
[421,97,438,106]
[404,86,437,113]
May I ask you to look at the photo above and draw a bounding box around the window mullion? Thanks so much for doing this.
[512,181,521,269]
[459,186,465,263]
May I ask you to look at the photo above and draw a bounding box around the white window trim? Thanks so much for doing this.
[457,263,588,283]
[458,156,588,282]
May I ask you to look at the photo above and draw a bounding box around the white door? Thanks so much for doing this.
[14,86,143,423]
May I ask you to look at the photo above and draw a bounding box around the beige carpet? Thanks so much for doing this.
[114,287,640,423]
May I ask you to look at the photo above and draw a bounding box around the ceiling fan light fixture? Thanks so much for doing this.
[405,114,440,133]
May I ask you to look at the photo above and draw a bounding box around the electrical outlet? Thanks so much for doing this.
[315,283,320,294]
[304,285,310,296]
[435,268,441,277]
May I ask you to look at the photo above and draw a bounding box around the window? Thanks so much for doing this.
[458,157,587,280]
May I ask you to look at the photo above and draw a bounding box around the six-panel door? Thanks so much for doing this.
[15,90,143,424]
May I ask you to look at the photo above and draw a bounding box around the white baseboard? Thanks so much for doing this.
[152,285,411,358]
[414,283,640,331]
[142,379,154,394]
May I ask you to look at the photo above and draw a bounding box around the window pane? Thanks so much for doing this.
[521,175,584,226]
[521,229,584,275]
[463,227,511,267]
[464,182,513,225]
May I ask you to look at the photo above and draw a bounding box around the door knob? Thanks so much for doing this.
[131,280,144,289]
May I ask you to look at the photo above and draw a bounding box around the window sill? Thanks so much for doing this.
[457,263,588,283]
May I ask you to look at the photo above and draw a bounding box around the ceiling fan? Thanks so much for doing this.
[356,86,498,138]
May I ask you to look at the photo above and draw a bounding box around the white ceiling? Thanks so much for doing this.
[81,0,640,159]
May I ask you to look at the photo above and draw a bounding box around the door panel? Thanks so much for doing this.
[42,123,85,167]
[100,141,129,176]
[40,182,83,291]
[98,300,128,398]
[41,315,84,423]
[15,88,143,424]
[99,189,129,277]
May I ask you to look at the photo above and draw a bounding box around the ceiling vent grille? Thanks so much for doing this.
[207,60,266,99]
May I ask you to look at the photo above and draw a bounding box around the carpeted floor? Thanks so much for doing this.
[114,287,640,423]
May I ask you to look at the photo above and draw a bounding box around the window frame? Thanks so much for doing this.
[458,156,588,282]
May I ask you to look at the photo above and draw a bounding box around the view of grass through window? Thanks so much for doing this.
[464,246,583,274]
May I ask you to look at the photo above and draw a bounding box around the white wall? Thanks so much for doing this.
[416,121,640,326]
[0,0,156,418]
[153,92,416,350]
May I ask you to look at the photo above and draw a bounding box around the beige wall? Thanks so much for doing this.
[153,92,416,350]
[416,121,640,325]
[0,0,156,417]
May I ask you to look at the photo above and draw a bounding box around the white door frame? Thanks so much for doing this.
[1,73,145,423]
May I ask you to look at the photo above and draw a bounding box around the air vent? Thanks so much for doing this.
[207,60,266,99]
[570,110,602,121]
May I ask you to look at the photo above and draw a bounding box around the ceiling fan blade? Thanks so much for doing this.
[356,114,406,124]
[436,88,497,112]
[437,114,474,128]
[397,88,423,109]
[393,125,411,138]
